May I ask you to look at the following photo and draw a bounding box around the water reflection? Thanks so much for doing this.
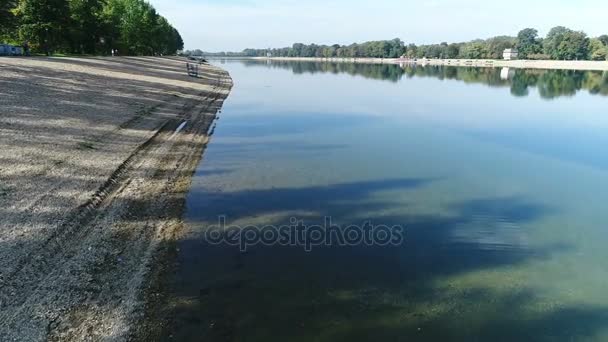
[236,59,608,99]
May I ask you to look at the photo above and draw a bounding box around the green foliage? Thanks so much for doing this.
[203,26,605,62]
[516,28,542,58]
[3,0,182,55]
[68,0,104,53]
[459,41,487,59]
[484,36,517,59]
[446,43,460,58]
[0,0,17,37]
[99,0,123,51]
[405,43,417,58]
[543,26,570,59]
[16,0,70,53]
[527,53,551,60]
[222,36,517,60]
[227,39,405,59]
[560,31,589,60]
[542,26,590,60]
[588,39,608,61]
[119,0,160,54]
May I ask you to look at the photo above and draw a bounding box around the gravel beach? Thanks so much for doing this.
[0,56,232,340]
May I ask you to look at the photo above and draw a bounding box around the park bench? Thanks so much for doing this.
[186,62,199,77]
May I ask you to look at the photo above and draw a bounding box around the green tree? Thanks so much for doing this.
[1,0,17,38]
[101,0,182,55]
[120,0,162,54]
[485,36,516,59]
[598,35,608,46]
[446,43,460,58]
[460,41,486,59]
[68,0,104,54]
[16,0,70,54]
[588,38,608,61]
[516,28,542,59]
[172,27,183,52]
[387,38,404,58]
[99,0,125,52]
[543,26,570,59]
[556,30,589,60]
[405,43,417,58]
[321,46,335,58]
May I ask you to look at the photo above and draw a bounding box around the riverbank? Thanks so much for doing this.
[0,56,232,340]
[241,56,608,71]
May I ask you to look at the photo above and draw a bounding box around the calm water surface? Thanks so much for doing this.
[168,61,608,341]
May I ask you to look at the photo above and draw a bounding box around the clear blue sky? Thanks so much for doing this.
[148,0,607,51]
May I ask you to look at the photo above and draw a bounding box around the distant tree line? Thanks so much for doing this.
[0,0,183,55]
[201,27,608,61]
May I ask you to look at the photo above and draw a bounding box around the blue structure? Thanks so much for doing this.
[0,44,24,56]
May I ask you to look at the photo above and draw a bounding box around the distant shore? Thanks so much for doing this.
[227,56,608,71]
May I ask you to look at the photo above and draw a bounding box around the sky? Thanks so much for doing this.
[148,0,607,52]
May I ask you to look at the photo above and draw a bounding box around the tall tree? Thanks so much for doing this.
[516,28,542,58]
[172,27,183,52]
[543,26,571,59]
[485,36,516,59]
[588,38,607,61]
[556,30,589,60]
[405,43,417,58]
[69,0,104,54]
[446,43,460,58]
[459,41,487,59]
[0,0,17,39]
[120,0,160,54]
[388,38,405,58]
[100,0,125,52]
[15,0,70,54]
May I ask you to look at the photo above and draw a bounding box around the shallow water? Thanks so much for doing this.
[169,61,608,341]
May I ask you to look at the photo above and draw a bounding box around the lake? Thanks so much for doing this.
[166,60,608,341]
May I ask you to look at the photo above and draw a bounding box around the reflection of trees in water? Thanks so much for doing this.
[536,70,584,99]
[582,71,608,96]
[240,60,608,99]
[242,60,405,82]
[513,70,608,99]
[392,65,607,99]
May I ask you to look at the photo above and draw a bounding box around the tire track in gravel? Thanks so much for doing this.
[0,65,233,341]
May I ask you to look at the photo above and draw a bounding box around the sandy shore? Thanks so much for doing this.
[0,56,232,340]
[241,56,608,71]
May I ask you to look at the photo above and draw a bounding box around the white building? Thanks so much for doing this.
[503,49,519,60]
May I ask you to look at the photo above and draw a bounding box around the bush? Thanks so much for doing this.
[526,53,551,60]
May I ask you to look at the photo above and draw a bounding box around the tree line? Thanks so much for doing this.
[0,0,183,55]
[201,27,608,61]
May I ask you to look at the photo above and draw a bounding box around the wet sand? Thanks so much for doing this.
[0,56,232,340]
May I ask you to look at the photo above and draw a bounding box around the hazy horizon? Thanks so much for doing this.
[148,0,606,52]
